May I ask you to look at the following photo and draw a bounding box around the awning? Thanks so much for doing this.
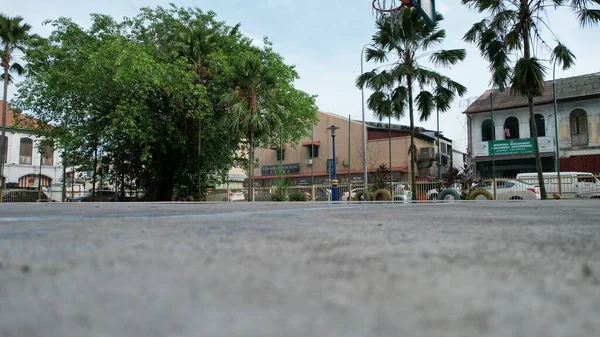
[302,141,321,146]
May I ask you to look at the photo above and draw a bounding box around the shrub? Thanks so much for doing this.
[288,192,306,201]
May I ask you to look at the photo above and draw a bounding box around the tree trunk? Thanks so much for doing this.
[522,0,547,199]
[92,141,98,201]
[407,75,417,200]
[0,64,9,194]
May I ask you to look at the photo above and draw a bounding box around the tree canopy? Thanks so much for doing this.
[12,4,318,200]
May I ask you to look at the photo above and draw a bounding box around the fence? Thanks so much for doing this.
[206,174,600,202]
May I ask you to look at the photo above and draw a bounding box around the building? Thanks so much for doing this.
[252,110,454,187]
[464,72,600,177]
[1,101,64,190]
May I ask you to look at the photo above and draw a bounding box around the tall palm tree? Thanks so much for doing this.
[221,54,281,201]
[0,14,31,192]
[357,9,466,199]
[176,26,220,199]
[462,0,599,199]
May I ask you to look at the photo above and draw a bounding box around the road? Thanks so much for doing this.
[1,201,599,337]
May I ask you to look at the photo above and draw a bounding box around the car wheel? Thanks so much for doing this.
[437,189,461,201]
[469,189,494,200]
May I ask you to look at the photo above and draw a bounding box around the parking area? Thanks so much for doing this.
[1,201,599,337]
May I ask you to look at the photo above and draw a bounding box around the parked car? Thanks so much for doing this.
[1,189,53,203]
[341,188,365,201]
[516,171,600,199]
[471,179,540,200]
[394,183,412,203]
[73,190,119,202]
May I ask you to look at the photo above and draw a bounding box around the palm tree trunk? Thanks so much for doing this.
[407,75,417,201]
[522,0,547,199]
[92,139,98,202]
[0,65,9,193]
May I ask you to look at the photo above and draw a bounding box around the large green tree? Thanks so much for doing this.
[0,13,31,193]
[462,0,600,199]
[14,5,317,201]
[357,9,466,199]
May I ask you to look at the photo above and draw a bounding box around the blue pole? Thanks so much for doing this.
[330,125,339,201]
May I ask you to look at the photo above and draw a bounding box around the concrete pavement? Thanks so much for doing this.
[1,201,599,337]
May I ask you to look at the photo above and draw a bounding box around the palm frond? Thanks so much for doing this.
[463,19,488,44]
[510,57,547,97]
[576,9,600,27]
[367,91,393,121]
[415,91,434,121]
[552,42,576,70]
[365,47,387,63]
[429,49,467,68]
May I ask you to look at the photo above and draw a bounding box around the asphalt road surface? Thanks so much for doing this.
[1,200,599,337]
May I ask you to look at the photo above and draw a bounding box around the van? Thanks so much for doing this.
[516,172,600,199]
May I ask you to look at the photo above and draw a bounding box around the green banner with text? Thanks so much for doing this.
[488,138,534,156]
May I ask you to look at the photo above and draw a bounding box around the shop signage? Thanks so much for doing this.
[261,164,300,175]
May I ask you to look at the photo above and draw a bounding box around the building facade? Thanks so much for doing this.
[465,72,600,177]
[1,102,63,190]
[252,110,453,187]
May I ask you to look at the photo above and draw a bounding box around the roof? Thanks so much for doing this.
[463,72,600,114]
[0,100,39,129]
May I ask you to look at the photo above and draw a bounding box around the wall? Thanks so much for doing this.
[1,128,63,187]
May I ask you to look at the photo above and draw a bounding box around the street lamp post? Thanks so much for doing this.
[553,59,562,195]
[328,124,340,202]
[360,44,370,189]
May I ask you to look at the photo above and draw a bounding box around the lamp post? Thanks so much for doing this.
[328,124,340,201]
[360,44,370,189]
[552,59,562,195]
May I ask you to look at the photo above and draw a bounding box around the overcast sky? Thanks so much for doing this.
[4,0,600,151]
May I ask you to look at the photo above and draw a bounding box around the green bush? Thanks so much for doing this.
[288,192,306,201]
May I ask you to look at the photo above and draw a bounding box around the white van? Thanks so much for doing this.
[516,172,600,199]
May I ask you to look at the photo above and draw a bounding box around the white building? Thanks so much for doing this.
[464,72,600,177]
[1,102,64,190]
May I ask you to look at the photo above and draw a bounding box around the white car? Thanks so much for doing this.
[341,188,365,201]
[471,179,541,200]
[393,183,412,203]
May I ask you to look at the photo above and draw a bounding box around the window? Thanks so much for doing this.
[529,114,546,137]
[19,138,33,165]
[41,140,54,166]
[503,117,519,139]
[482,119,495,141]
[307,145,319,158]
[275,148,285,161]
[1,135,6,163]
[570,109,588,146]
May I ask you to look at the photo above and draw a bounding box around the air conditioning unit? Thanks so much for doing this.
[305,159,313,165]
[419,147,435,161]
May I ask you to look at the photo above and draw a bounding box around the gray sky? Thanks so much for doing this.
[4,0,600,151]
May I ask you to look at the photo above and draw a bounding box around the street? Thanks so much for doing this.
[1,201,599,337]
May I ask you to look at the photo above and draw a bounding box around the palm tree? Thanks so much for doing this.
[357,9,466,200]
[175,25,220,199]
[221,54,281,201]
[0,14,31,192]
[462,0,599,200]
